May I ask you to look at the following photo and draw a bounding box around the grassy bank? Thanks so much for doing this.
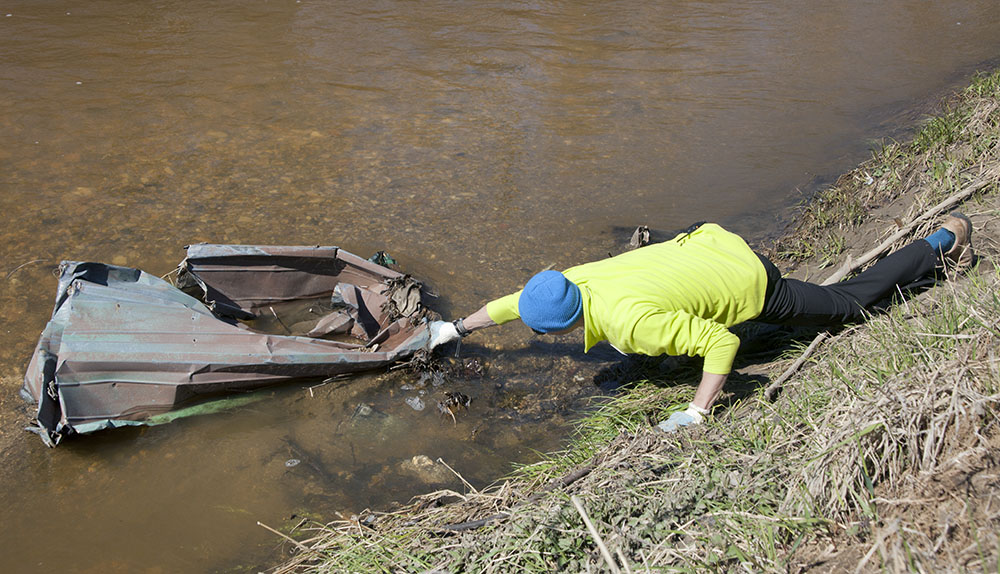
[268,70,1000,573]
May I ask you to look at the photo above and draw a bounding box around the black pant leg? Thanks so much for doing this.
[756,241,937,327]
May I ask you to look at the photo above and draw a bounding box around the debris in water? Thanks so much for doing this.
[368,251,397,267]
[417,370,446,388]
[20,243,438,446]
[437,391,472,424]
[285,459,301,468]
[405,396,426,411]
[352,403,373,419]
[628,225,651,250]
[456,357,487,378]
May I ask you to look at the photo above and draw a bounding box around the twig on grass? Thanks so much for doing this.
[763,332,829,401]
[436,458,479,494]
[571,495,623,574]
[258,521,311,553]
[440,512,510,532]
[441,460,598,531]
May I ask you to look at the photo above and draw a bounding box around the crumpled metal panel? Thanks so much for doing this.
[21,245,434,446]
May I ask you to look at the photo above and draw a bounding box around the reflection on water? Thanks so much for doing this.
[2,0,1000,571]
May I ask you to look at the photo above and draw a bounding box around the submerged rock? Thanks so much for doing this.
[399,454,453,484]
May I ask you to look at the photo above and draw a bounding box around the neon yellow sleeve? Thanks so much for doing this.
[485,291,522,325]
[627,310,740,375]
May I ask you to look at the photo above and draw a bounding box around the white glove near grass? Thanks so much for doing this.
[656,403,710,433]
[427,321,461,348]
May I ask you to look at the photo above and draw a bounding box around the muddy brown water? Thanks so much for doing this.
[2,1,1000,571]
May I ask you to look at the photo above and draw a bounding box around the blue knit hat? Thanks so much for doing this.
[518,270,583,333]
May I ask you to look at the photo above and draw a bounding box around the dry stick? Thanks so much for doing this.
[441,460,598,532]
[441,512,510,532]
[762,332,829,401]
[822,168,997,286]
[571,495,623,574]
[269,305,292,334]
[436,458,479,494]
[530,459,599,502]
[257,521,311,553]
[616,548,635,574]
[763,167,999,402]
[5,259,44,280]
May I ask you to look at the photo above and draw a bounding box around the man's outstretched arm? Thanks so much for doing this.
[458,305,497,333]
[427,305,499,348]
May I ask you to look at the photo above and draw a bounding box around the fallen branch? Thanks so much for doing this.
[763,332,829,401]
[822,165,998,286]
[764,163,999,401]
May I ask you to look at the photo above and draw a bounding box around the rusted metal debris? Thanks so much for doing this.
[21,244,437,446]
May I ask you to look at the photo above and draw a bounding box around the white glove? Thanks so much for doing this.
[427,321,461,348]
[656,403,710,433]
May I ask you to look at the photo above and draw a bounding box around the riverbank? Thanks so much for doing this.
[267,70,1000,573]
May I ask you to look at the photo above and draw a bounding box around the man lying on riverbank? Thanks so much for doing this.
[429,214,973,432]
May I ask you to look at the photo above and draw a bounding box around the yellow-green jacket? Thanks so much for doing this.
[486,224,767,374]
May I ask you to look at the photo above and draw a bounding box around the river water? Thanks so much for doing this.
[2,1,999,572]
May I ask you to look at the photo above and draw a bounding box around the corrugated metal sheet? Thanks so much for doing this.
[21,245,434,446]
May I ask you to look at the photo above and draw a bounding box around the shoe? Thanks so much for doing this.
[940,211,974,270]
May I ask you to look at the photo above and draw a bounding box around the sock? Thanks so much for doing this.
[923,228,955,253]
